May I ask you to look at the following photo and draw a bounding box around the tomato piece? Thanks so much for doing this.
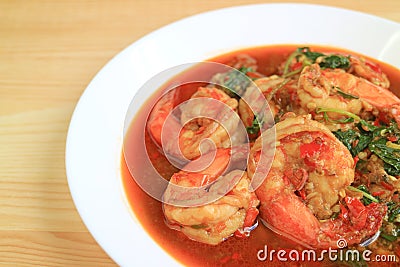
[234,230,247,238]
[373,117,381,126]
[300,142,323,158]
[246,71,264,79]
[372,191,385,196]
[243,208,259,227]
[298,189,307,200]
[344,197,368,230]
[365,61,382,74]
[339,203,349,220]
[381,181,394,191]
[353,156,359,167]
[292,61,303,71]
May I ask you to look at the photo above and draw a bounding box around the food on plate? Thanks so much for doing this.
[249,115,386,249]
[123,45,400,266]
[163,149,259,245]
[297,63,400,125]
[147,87,241,161]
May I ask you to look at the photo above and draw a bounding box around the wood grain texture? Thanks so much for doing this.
[0,0,399,266]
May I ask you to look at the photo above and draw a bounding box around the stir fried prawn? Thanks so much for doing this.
[163,149,259,245]
[249,115,387,249]
[146,47,400,255]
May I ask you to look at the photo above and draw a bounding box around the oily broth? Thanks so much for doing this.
[122,45,400,267]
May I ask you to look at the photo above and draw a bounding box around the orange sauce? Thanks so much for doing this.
[121,45,400,267]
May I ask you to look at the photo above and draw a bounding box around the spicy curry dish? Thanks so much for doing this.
[122,45,400,266]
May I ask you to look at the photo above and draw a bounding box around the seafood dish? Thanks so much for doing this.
[122,45,400,266]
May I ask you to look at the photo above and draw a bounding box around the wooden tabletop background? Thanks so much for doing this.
[1,0,399,266]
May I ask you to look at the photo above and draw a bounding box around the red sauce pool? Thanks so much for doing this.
[121,45,400,267]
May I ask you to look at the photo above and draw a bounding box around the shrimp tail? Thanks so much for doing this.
[147,89,180,146]
[319,197,387,248]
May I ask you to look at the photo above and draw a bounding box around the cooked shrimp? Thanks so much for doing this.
[238,75,299,129]
[248,115,387,249]
[239,76,280,128]
[163,149,259,245]
[297,64,363,120]
[147,89,180,147]
[147,87,241,160]
[179,87,240,159]
[281,48,390,89]
[349,56,390,88]
[298,64,400,124]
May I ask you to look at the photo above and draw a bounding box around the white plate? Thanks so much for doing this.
[65,3,400,266]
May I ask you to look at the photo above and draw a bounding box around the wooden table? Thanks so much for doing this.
[1,0,399,266]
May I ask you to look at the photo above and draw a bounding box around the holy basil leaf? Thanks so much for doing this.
[333,129,358,154]
[323,108,400,176]
[319,55,350,69]
[387,201,400,223]
[333,129,372,157]
[357,185,374,205]
[380,232,397,242]
[369,139,400,175]
[238,66,254,74]
[334,87,359,99]
[385,162,400,176]
[216,70,251,98]
[355,134,374,156]
[297,47,324,62]
[247,116,262,135]
[296,47,350,70]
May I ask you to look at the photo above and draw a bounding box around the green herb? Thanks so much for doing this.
[347,185,380,205]
[316,107,363,122]
[223,70,250,97]
[331,212,339,219]
[298,47,325,62]
[355,159,368,173]
[356,133,374,155]
[282,47,351,80]
[298,47,351,70]
[266,78,291,102]
[323,113,355,124]
[318,107,355,124]
[387,201,400,222]
[191,224,208,229]
[319,55,351,69]
[333,129,372,157]
[333,129,357,154]
[220,66,258,96]
[238,66,254,74]
[245,77,289,135]
[211,68,253,97]
[359,185,378,205]
[384,162,400,176]
[334,86,359,99]
[387,202,400,222]
[380,232,397,242]
[282,50,304,76]
[247,115,263,135]
[369,138,400,176]
[317,108,372,156]
[316,108,400,176]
